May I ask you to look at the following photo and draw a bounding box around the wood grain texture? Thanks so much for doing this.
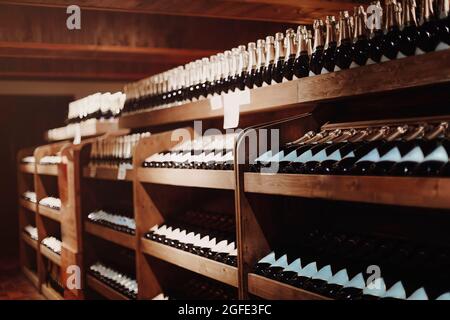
[141,238,238,288]
[21,232,38,250]
[36,164,59,176]
[19,199,36,213]
[46,119,119,142]
[85,222,136,250]
[38,205,61,222]
[86,274,129,300]
[18,163,35,174]
[21,266,39,289]
[82,166,134,181]
[248,273,330,300]
[244,173,450,210]
[41,283,63,300]
[137,168,235,190]
[40,244,61,266]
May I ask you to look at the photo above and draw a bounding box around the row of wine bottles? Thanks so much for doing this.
[153,277,237,300]
[87,209,136,235]
[143,133,235,170]
[144,210,237,266]
[42,236,62,255]
[39,155,61,165]
[22,191,36,203]
[89,262,138,299]
[122,0,450,115]
[254,229,450,300]
[39,197,61,210]
[21,156,35,164]
[66,92,126,125]
[89,132,150,168]
[250,120,450,176]
[24,225,38,241]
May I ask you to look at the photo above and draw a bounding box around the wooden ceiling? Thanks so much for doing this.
[0,0,366,81]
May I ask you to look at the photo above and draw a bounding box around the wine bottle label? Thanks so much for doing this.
[423,145,449,162]
[366,58,377,65]
[310,149,329,162]
[267,150,285,162]
[436,42,450,51]
[379,147,402,162]
[397,52,408,59]
[436,292,450,300]
[328,269,349,286]
[407,288,429,300]
[415,47,426,55]
[255,150,273,163]
[298,262,318,277]
[343,151,356,159]
[400,146,424,163]
[283,258,302,273]
[281,150,299,162]
[355,148,380,163]
[326,149,343,161]
[223,151,234,162]
[296,150,314,163]
[363,277,387,297]
[349,61,360,69]
[312,265,333,281]
[383,281,406,299]
[257,252,276,264]
[271,255,289,268]
[343,273,365,289]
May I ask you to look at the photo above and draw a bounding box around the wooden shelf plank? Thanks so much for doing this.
[141,238,238,287]
[244,173,450,209]
[41,284,64,300]
[38,204,61,222]
[86,274,130,300]
[21,232,38,250]
[19,163,35,173]
[36,164,58,176]
[22,266,39,289]
[40,244,61,266]
[248,273,330,300]
[82,166,134,181]
[137,168,235,190]
[46,119,119,142]
[19,198,36,212]
[119,50,450,129]
[85,221,136,250]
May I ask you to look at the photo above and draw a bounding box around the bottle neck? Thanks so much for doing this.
[385,1,400,30]
[296,29,308,56]
[248,46,257,71]
[274,38,286,61]
[404,125,426,140]
[285,33,296,59]
[313,25,325,51]
[256,45,266,68]
[420,0,435,24]
[425,122,448,139]
[265,43,275,65]
[325,21,337,48]
[403,0,418,27]
[439,0,450,19]
[338,16,352,45]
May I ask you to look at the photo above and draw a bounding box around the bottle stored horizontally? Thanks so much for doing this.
[310,19,325,75]
[323,16,338,72]
[352,6,370,66]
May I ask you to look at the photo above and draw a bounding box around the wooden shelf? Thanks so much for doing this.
[41,283,64,300]
[119,50,450,129]
[19,198,36,212]
[40,244,61,266]
[86,274,130,300]
[244,173,450,209]
[36,164,58,176]
[85,221,136,250]
[21,232,38,250]
[46,119,119,142]
[248,273,330,300]
[82,166,134,181]
[137,168,235,190]
[22,266,39,289]
[19,163,35,173]
[38,204,61,222]
[141,238,238,287]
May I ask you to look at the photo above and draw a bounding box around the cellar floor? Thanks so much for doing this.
[0,259,44,300]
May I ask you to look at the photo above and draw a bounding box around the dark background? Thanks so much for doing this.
[0,95,70,260]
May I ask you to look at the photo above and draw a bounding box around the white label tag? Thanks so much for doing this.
[89,166,97,178]
[117,164,127,180]
[223,90,250,129]
[73,123,81,145]
[210,95,223,110]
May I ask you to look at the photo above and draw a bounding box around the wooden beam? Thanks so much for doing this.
[2,0,363,24]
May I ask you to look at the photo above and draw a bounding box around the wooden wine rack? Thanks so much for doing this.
[19,50,450,300]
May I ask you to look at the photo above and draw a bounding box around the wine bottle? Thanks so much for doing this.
[352,6,370,67]
[381,0,401,60]
[254,39,266,87]
[335,11,354,70]
[200,57,211,99]
[368,1,385,63]
[236,45,248,91]
[309,19,325,75]
[417,0,440,52]
[244,42,257,89]
[283,29,297,80]
[350,125,409,175]
[262,36,276,85]
[254,252,277,276]
[437,0,450,47]
[323,16,338,73]
[223,50,233,93]
[293,26,310,78]
[399,0,420,56]
[207,56,218,96]
[216,53,226,95]
[272,32,286,83]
